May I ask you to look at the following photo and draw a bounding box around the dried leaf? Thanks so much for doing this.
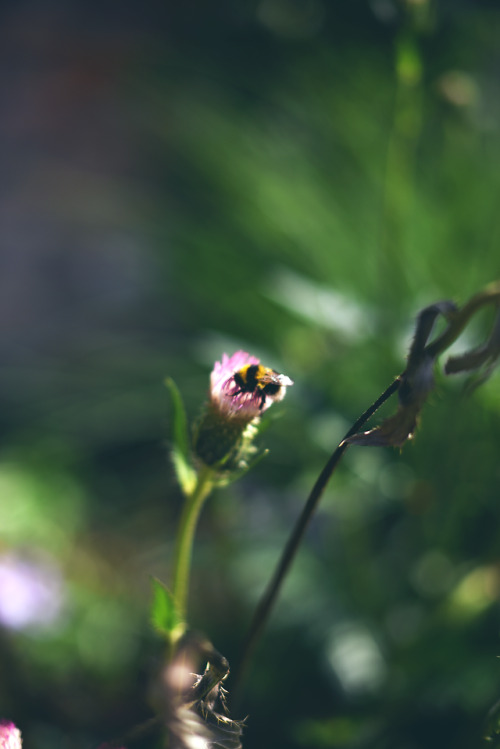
[165,633,244,749]
[347,301,454,448]
[445,308,500,389]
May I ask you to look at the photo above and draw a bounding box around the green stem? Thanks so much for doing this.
[172,466,215,628]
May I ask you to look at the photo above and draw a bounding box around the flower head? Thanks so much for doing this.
[210,351,260,416]
[0,721,22,749]
[193,351,293,470]
[211,351,293,419]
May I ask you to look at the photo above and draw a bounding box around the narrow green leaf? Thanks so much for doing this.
[165,377,191,457]
[165,377,196,495]
[150,577,184,637]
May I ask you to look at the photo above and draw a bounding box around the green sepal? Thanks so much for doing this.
[165,377,197,495]
[215,447,269,487]
[150,577,184,639]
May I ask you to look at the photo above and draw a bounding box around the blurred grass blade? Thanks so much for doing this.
[165,377,196,495]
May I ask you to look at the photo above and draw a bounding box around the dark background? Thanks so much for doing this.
[1,1,500,747]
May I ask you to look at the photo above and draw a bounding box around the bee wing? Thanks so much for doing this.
[260,371,294,387]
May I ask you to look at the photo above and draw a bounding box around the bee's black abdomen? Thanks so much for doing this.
[233,371,246,389]
[262,382,280,396]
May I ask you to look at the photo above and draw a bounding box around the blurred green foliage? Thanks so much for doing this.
[1,1,500,747]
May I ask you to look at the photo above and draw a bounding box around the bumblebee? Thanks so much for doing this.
[232,364,293,410]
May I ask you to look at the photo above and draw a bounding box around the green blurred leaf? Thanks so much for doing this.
[150,577,184,637]
[165,377,196,495]
[485,694,500,745]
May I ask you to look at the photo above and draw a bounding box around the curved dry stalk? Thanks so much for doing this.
[233,376,401,696]
[234,281,500,699]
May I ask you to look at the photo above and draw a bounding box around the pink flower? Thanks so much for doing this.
[193,351,293,469]
[0,721,22,749]
[210,351,293,420]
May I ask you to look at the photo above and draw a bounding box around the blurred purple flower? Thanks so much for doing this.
[0,553,64,631]
[0,721,22,749]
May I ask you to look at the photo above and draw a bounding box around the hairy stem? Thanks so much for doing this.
[172,465,215,627]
